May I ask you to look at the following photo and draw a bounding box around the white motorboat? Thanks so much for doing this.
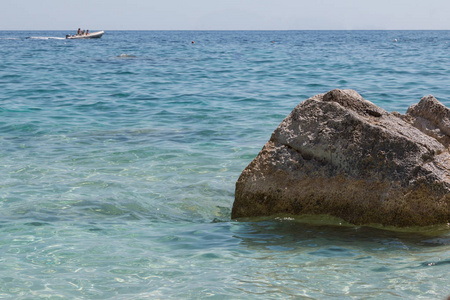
[66,31,104,39]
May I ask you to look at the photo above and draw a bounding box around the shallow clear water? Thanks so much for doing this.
[0,30,449,299]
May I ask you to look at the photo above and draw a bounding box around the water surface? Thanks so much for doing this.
[0,30,449,299]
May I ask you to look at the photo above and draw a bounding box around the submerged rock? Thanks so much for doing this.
[232,89,450,226]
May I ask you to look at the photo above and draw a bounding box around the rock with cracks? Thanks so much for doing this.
[232,89,450,226]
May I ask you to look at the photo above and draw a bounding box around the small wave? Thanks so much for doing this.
[420,259,450,268]
[0,37,19,40]
[116,54,137,58]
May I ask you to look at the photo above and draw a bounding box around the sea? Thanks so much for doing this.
[0,30,449,299]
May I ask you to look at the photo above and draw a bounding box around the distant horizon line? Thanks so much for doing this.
[2,29,450,31]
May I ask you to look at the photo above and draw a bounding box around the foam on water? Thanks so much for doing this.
[28,36,66,40]
[0,30,449,299]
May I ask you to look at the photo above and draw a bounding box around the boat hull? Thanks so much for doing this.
[66,31,104,39]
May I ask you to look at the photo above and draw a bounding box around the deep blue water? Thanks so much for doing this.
[0,30,449,299]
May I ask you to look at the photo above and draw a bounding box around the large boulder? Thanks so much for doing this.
[232,89,450,226]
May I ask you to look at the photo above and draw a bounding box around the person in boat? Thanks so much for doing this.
[77,28,81,35]
[86,30,89,35]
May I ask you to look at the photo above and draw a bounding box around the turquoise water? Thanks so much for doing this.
[1,30,449,299]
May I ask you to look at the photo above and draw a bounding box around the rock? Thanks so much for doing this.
[232,89,450,226]
[404,95,450,147]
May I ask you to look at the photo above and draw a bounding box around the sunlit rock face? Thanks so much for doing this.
[232,89,450,226]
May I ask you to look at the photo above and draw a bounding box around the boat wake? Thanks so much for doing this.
[27,36,66,40]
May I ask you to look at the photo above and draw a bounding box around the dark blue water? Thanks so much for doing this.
[0,30,449,299]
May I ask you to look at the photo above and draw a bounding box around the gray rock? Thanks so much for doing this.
[404,95,450,147]
[232,89,450,226]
